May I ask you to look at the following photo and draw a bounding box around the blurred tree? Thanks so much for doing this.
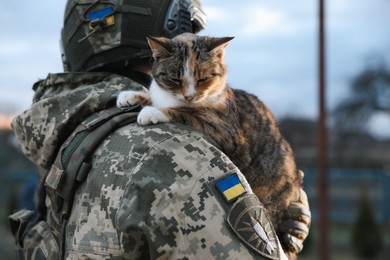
[351,193,383,259]
[333,61,390,134]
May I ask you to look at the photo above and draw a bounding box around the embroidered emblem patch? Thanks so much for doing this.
[227,194,280,259]
[216,173,246,202]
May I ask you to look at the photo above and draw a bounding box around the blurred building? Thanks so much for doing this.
[304,168,390,225]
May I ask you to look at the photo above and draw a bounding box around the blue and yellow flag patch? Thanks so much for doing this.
[216,173,247,202]
[87,7,113,20]
[87,6,115,31]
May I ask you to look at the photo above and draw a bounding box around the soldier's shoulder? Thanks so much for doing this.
[35,72,137,89]
[115,122,287,259]
[112,122,228,194]
[114,122,218,151]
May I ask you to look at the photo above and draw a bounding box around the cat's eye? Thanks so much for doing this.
[171,78,182,84]
[198,78,210,84]
[157,72,167,77]
[168,78,182,90]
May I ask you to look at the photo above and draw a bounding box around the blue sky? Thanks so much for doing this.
[0,1,389,136]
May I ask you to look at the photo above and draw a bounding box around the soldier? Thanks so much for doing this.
[10,0,310,259]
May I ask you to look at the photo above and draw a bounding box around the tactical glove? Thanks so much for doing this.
[279,171,311,253]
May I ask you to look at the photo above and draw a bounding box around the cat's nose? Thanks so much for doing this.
[184,95,194,101]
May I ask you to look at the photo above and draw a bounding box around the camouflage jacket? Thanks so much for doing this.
[12,72,287,260]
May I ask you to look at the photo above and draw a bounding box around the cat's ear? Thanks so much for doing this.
[147,36,173,60]
[208,37,234,59]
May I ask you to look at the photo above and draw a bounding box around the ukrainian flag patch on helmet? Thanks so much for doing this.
[216,173,247,202]
[87,6,115,31]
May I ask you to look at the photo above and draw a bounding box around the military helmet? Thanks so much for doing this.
[61,0,206,72]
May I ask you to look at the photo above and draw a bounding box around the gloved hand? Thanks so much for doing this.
[279,171,311,253]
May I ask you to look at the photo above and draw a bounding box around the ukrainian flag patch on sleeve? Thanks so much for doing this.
[216,173,247,202]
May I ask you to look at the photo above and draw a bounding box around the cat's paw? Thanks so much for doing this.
[116,91,139,107]
[116,90,150,108]
[138,106,169,125]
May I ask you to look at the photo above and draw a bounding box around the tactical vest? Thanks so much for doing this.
[9,105,140,260]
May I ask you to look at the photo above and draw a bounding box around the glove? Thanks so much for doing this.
[279,171,311,253]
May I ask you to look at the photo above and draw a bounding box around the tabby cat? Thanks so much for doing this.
[117,33,302,254]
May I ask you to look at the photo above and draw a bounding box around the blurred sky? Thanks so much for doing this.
[0,0,389,135]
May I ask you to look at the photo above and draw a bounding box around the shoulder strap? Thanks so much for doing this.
[44,105,140,217]
[10,105,140,260]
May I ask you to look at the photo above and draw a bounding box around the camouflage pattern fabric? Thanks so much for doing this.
[12,72,287,259]
[13,72,146,174]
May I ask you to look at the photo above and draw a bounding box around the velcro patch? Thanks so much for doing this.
[87,7,115,31]
[87,7,114,20]
[216,173,246,202]
[227,194,280,259]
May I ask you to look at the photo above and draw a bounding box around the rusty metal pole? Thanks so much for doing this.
[318,0,329,259]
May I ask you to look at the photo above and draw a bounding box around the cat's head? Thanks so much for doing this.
[147,33,233,104]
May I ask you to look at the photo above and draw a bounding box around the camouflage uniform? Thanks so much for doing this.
[12,72,288,259]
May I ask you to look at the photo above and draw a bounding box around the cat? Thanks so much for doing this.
[117,33,302,255]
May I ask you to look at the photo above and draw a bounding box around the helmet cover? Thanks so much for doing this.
[61,0,207,72]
